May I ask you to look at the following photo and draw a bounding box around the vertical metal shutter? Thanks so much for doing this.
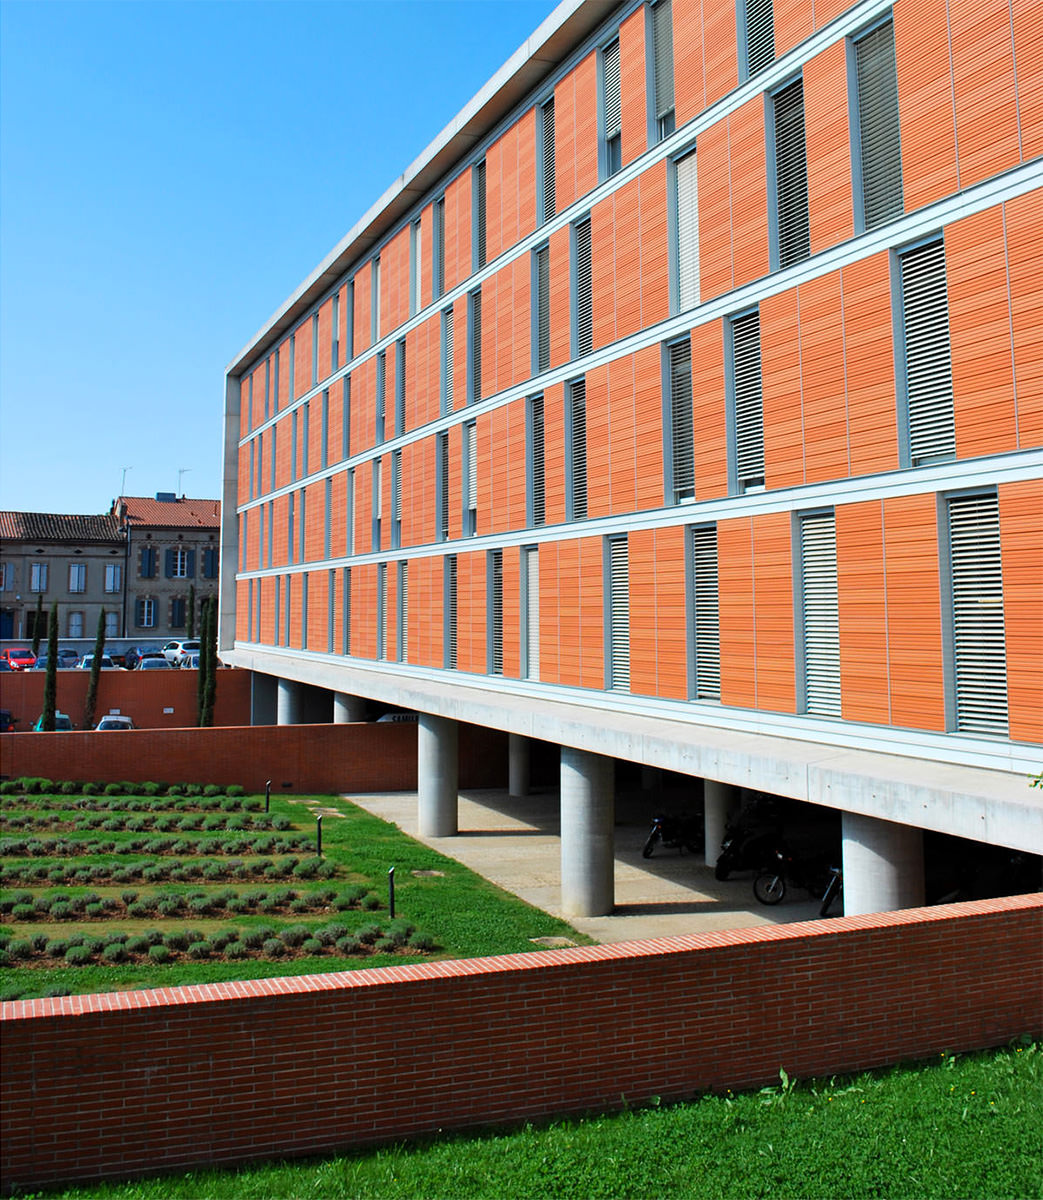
[395,340,405,435]
[376,352,386,440]
[948,493,1008,735]
[676,149,699,311]
[471,289,482,403]
[744,0,774,76]
[490,550,503,675]
[575,217,593,356]
[438,433,450,539]
[442,307,454,414]
[327,568,335,653]
[399,561,408,664]
[652,0,675,125]
[412,221,422,314]
[536,245,551,371]
[345,471,354,555]
[603,40,621,137]
[342,566,351,655]
[732,309,765,489]
[301,574,309,650]
[670,338,695,502]
[299,490,306,562]
[799,511,841,717]
[372,258,380,341]
[447,556,458,669]
[525,546,540,680]
[467,421,478,533]
[570,379,588,519]
[855,18,903,230]
[302,402,310,476]
[476,160,487,269]
[341,375,350,459]
[901,238,956,464]
[434,198,445,298]
[691,525,721,700]
[531,394,546,526]
[391,450,402,524]
[321,389,329,469]
[373,458,382,523]
[773,77,810,268]
[542,100,556,221]
[377,563,387,660]
[608,536,630,692]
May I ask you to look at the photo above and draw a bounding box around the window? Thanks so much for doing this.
[852,17,903,231]
[264,356,271,421]
[288,493,296,563]
[675,147,699,311]
[534,244,551,373]
[273,348,280,411]
[468,288,482,404]
[728,308,765,493]
[298,489,307,563]
[474,160,487,270]
[301,574,309,650]
[291,409,299,482]
[437,432,450,541]
[395,339,406,436]
[104,611,119,639]
[274,576,281,645]
[601,39,622,177]
[171,596,187,629]
[325,478,333,560]
[332,291,340,372]
[166,547,194,580]
[140,546,156,579]
[651,0,675,140]
[573,217,593,357]
[30,562,48,592]
[945,492,1008,735]
[391,449,402,549]
[327,568,335,653]
[689,525,721,700]
[371,256,381,342]
[897,237,955,466]
[372,458,383,550]
[397,561,409,663]
[667,337,695,503]
[433,197,446,299]
[283,573,292,646]
[797,510,841,716]
[136,597,156,628]
[539,98,556,224]
[528,394,546,527]
[289,333,296,402]
[202,548,218,579]
[103,563,121,594]
[410,219,423,315]
[770,77,810,269]
[0,562,7,591]
[463,420,478,537]
[488,549,503,675]
[441,307,455,415]
[606,535,630,692]
[444,555,458,668]
[376,351,386,442]
[740,0,775,79]
[566,378,588,520]
[67,611,84,638]
[342,566,352,655]
[68,563,86,593]
[522,545,540,680]
[377,563,387,660]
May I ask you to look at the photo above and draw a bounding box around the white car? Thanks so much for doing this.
[78,654,116,670]
[163,639,200,664]
[139,656,175,670]
[96,715,135,731]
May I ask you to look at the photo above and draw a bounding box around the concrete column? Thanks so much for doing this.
[333,693,367,723]
[560,747,615,918]
[418,715,458,837]
[703,779,733,869]
[508,734,530,797]
[842,812,925,916]
[250,672,278,726]
[275,679,301,726]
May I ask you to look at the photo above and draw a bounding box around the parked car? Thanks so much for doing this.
[124,644,164,670]
[163,639,200,664]
[78,654,116,671]
[0,659,13,671]
[180,652,201,670]
[33,647,80,670]
[32,711,74,731]
[138,656,174,670]
[107,648,127,669]
[1,648,37,671]
[95,715,135,731]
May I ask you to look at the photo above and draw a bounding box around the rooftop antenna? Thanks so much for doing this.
[119,466,132,497]
[177,467,191,496]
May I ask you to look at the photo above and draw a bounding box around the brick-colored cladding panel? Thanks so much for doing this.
[2,896,1039,1192]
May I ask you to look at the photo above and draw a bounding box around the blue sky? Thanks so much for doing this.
[0,0,553,515]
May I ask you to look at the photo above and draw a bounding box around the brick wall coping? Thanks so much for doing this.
[4,892,1038,1022]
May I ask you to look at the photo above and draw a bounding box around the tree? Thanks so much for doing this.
[42,602,59,731]
[31,594,44,656]
[84,609,106,730]
[187,583,197,638]
[198,595,218,727]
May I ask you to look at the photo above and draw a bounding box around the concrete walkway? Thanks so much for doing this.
[346,785,826,944]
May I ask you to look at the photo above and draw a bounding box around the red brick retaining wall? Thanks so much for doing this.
[2,894,1040,1193]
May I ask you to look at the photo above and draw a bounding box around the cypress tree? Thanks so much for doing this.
[203,596,218,726]
[31,594,44,656]
[84,608,106,730]
[42,602,59,731]
[187,583,196,639]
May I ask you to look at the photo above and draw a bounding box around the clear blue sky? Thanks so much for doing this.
[0,0,553,515]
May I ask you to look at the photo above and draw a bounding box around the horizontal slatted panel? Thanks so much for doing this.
[490,550,503,674]
[378,563,388,660]
[901,238,955,463]
[800,511,841,716]
[526,547,540,681]
[434,199,445,297]
[542,100,556,221]
[653,0,675,122]
[948,493,1008,735]
[391,450,401,521]
[471,290,482,403]
[531,395,546,526]
[856,18,903,229]
[676,149,699,311]
[732,309,765,489]
[570,379,588,519]
[773,77,810,268]
[575,218,593,356]
[745,0,775,76]
[399,562,408,663]
[670,339,695,502]
[467,422,478,513]
[603,40,621,135]
[476,160,487,268]
[437,433,449,539]
[537,245,551,371]
[376,352,386,439]
[691,524,721,700]
[447,557,458,669]
[342,566,350,655]
[442,308,454,415]
[609,536,630,692]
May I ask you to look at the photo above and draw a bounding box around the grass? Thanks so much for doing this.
[22,1041,1042,1200]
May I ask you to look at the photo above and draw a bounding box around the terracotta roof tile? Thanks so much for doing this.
[116,496,220,529]
[0,511,122,543]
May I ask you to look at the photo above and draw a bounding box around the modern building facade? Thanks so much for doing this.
[222,0,1042,916]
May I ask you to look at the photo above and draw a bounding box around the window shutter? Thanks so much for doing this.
[542,100,556,222]
[377,563,387,660]
[442,307,454,414]
[135,598,145,627]
[855,18,903,230]
[395,340,405,435]
[490,550,503,674]
[525,547,540,681]
[575,218,593,356]
[342,566,352,656]
[165,549,175,579]
[476,160,487,269]
[732,309,765,490]
[531,394,546,527]
[900,238,956,464]
[691,525,721,700]
[470,290,482,403]
[467,422,478,533]
[438,433,450,540]
[376,352,386,441]
[773,77,810,268]
[669,338,695,502]
[536,245,551,371]
[399,562,408,663]
[652,0,675,127]
[392,450,402,521]
[434,198,445,299]
[569,380,588,519]
[603,41,621,137]
[447,557,458,669]
[186,550,196,579]
[948,493,1008,735]
[744,0,774,76]
[676,149,699,311]
[608,536,630,692]
[799,511,841,717]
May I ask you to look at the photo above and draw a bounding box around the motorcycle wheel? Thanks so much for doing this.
[754,872,786,905]
[641,831,660,859]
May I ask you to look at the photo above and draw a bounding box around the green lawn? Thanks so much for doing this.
[30,1041,1042,1200]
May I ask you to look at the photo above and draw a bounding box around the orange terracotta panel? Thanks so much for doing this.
[674,0,707,126]
[761,288,805,489]
[352,266,372,357]
[1004,192,1043,448]
[773,0,813,62]
[586,365,612,520]
[729,100,770,289]
[998,479,1043,744]
[555,54,599,214]
[696,119,734,302]
[1012,0,1043,158]
[633,343,666,513]
[752,511,796,713]
[719,517,756,708]
[443,169,472,294]
[608,356,639,517]
[842,252,900,477]
[690,320,729,499]
[542,383,568,526]
[803,41,854,254]
[799,272,850,485]
[548,227,572,370]
[620,6,649,167]
[702,0,739,108]
[639,160,671,328]
[579,538,605,691]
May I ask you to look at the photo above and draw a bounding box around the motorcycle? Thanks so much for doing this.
[642,813,704,858]
[713,800,788,880]
[753,849,843,916]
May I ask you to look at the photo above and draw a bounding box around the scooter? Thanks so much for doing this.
[753,849,842,916]
[642,813,704,858]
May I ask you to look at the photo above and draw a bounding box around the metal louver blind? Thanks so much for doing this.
[471,290,482,402]
[442,308,454,414]
[531,395,546,526]
[570,380,588,519]
[395,341,405,435]
[447,557,458,668]
[342,566,351,655]
[490,550,503,675]
[542,100,556,221]
[608,536,630,692]
[856,18,903,229]
[376,352,386,439]
[799,511,841,717]
[438,433,450,539]
[467,421,478,533]
[603,40,621,136]
[575,218,593,356]
[537,245,551,371]
[378,564,387,660]
[434,199,445,297]
[391,450,401,521]
[732,309,765,489]
[744,0,774,76]
[676,149,699,310]
[412,222,422,313]
[670,338,695,502]
[901,238,956,464]
[399,562,408,663]
[773,77,810,268]
[525,547,540,680]
[373,459,382,518]
[652,0,675,122]
[948,493,1008,735]
[691,525,721,699]
[476,160,487,268]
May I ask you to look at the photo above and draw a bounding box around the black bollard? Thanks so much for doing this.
[388,865,395,920]
[265,780,271,813]
[316,813,322,857]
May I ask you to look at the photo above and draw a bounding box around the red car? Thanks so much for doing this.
[1,648,37,671]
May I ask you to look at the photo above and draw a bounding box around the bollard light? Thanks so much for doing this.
[265,780,271,813]
[316,813,323,857]
[388,865,395,920]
